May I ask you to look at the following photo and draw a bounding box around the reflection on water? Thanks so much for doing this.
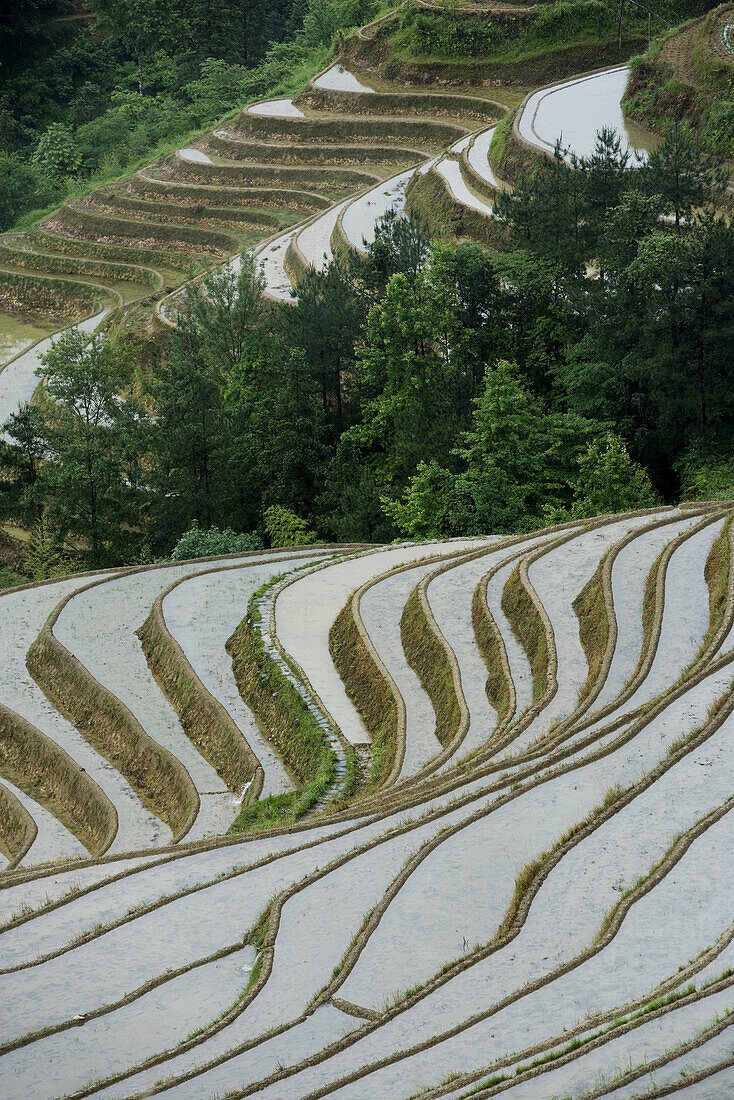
[297,199,350,273]
[520,67,659,162]
[467,126,504,190]
[248,98,304,118]
[0,312,60,367]
[313,64,374,94]
[255,227,299,300]
[341,169,413,251]
[178,147,212,164]
[436,158,494,217]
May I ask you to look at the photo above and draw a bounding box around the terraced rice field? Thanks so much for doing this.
[0,501,733,1097]
[0,50,510,385]
[2,29,732,1095]
[0,43,650,415]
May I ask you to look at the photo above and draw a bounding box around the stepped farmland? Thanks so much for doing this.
[0,2,733,1096]
[1,506,734,1097]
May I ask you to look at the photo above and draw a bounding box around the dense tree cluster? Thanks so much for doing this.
[1,126,731,572]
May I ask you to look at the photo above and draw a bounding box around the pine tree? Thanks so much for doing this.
[642,120,727,229]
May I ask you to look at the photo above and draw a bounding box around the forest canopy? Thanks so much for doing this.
[2,126,731,572]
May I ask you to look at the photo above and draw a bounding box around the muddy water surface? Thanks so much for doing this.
[0,313,60,368]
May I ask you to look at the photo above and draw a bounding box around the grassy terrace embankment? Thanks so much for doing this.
[226,579,338,830]
[2,508,734,1099]
[346,0,648,85]
[624,3,734,156]
[0,0,685,339]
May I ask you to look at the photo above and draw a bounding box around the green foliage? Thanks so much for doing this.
[641,119,727,226]
[226,580,337,830]
[382,460,458,539]
[455,360,557,531]
[164,521,262,561]
[147,251,269,548]
[264,505,318,546]
[90,0,182,94]
[0,155,60,231]
[703,95,734,155]
[1,330,148,568]
[677,448,734,502]
[625,20,734,157]
[391,1,628,61]
[496,127,734,496]
[183,58,253,119]
[0,404,47,532]
[384,361,602,537]
[32,124,81,179]
[301,0,375,47]
[486,109,513,175]
[24,519,73,581]
[571,433,658,517]
[0,564,27,591]
[23,517,73,585]
[37,330,149,567]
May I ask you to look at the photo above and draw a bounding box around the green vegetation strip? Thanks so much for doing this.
[330,600,399,791]
[405,165,506,249]
[54,203,232,255]
[472,582,514,724]
[401,585,462,748]
[29,229,194,273]
[0,701,117,857]
[381,2,646,80]
[0,781,36,867]
[26,581,199,842]
[98,191,283,231]
[0,270,97,320]
[206,133,424,167]
[573,554,610,706]
[131,174,331,213]
[486,107,538,187]
[137,583,263,798]
[226,579,336,832]
[702,515,733,655]
[161,158,380,193]
[0,244,162,291]
[298,87,504,122]
[233,114,468,147]
[501,560,549,702]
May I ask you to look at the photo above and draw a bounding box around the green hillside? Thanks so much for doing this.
[624,2,734,155]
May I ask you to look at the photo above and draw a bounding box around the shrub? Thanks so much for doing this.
[264,505,318,546]
[571,433,658,518]
[33,124,82,179]
[164,521,262,561]
[0,153,59,232]
[0,564,26,591]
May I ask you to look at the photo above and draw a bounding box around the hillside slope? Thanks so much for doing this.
[0,505,734,1097]
[624,2,734,154]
